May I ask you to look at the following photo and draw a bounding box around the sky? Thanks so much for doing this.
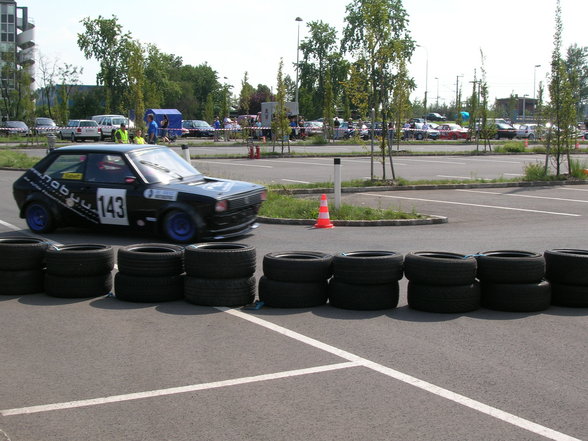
[24,0,587,108]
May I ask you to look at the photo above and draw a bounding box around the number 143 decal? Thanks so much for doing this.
[97,188,129,225]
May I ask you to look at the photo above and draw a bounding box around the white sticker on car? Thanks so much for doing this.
[97,188,129,225]
[143,189,178,201]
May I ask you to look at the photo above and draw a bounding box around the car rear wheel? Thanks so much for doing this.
[25,201,56,233]
[70,133,76,142]
[162,209,199,243]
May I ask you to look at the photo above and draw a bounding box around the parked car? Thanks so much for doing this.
[413,122,440,140]
[516,123,542,140]
[438,123,469,140]
[182,120,214,137]
[59,120,101,142]
[494,123,517,139]
[13,144,267,243]
[92,114,131,140]
[34,117,57,135]
[302,120,324,136]
[0,120,30,136]
[426,113,447,121]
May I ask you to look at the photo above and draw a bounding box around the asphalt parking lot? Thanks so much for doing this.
[0,157,587,440]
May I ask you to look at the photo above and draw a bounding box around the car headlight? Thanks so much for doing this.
[215,200,229,212]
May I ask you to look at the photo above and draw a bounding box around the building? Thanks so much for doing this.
[0,0,34,89]
[494,96,538,123]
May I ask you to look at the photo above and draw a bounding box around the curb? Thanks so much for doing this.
[257,215,448,227]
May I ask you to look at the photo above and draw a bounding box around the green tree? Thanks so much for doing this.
[564,44,588,121]
[238,72,255,115]
[55,63,84,125]
[271,59,291,153]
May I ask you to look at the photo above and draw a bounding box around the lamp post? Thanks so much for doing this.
[416,44,429,112]
[522,94,528,122]
[434,77,439,108]
[533,65,541,99]
[455,74,463,120]
[295,17,303,105]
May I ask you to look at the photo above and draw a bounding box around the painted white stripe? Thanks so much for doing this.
[358,193,581,217]
[457,189,588,203]
[282,179,311,184]
[197,161,272,168]
[0,220,21,231]
[262,159,333,167]
[504,173,524,176]
[464,158,522,164]
[560,186,588,192]
[218,308,582,441]
[398,158,467,165]
[0,362,359,416]
[437,175,477,180]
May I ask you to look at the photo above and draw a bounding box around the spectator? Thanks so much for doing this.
[212,116,221,142]
[133,129,145,144]
[147,114,158,144]
[114,123,129,144]
[160,114,170,143]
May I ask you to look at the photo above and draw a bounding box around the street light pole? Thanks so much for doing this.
[522,94,528,122]
[434,77,439,108]
[416,44,429,112]
[295,17,303,105]
[533,64,541,99]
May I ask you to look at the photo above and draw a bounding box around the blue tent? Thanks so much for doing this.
[144,108,183,138]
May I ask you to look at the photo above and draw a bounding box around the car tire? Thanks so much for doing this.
[332,251,403,285]
[0,237,48,271]
[481,281,551,312]
[258,276,328,308]
[416,133,423,140]
[70,133,76,142]
[328,278,399,310]
[24,201,56,234]
[544,249,588,285]
[0,269,45,295]
[476,250,545,284]
[184,276,255,306]
[407,282,481,313]
[263,251,333,282]
[59,132,64,140]
[404,251,477,286]
[162,210,200,243]
[114,273,184,303]
[46,244,114,277]
[117,243,184,277]
[549,282,588,307]
[45,273,113,298]
[529,134,535,141]
[184,243,256,278]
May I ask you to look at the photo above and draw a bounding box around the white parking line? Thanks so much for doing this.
[196,161,273,168]
[0,362,360,416]
[560,186,588,192]
[0,220,21,231]
[359,193,581,217]
[282,179,311,184]
[457,189,588,203]
[437,175,477,180]
[398,158,467,165]
[262,159,333,167]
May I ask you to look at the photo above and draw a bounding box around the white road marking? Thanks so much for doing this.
[0,220,21,231]
[398,158,467,165]
[437,175,478,180]
[504,173,524,176]
[464,158,523,164]
[282,179,311,184]
[359,193,581,217]
[197,161,273,168]
[0,362,360,416]
[262,159,333,167]
[457,189,588,203]
[218,308,581,441]
[560,186,588,192]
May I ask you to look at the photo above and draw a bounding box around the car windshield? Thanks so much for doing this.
[6,121,27,128]
[129,147,204,184]
[36,118,56,126]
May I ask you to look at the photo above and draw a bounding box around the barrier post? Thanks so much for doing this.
[255,145,261,159]
[181,144,191,163]
[334,158,341,209]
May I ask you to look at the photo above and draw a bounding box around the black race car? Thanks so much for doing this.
[13,145,267,243]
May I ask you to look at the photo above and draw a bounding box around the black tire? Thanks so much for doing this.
[0,237,48,271]
[184,243,256,278]
[258,276,328,308]
[476,250,545,284]
[332,251,403,285]
[184,276,255,306]
[0,269,44,295]
[117,243,184,277]
[45,273,112,298]
[263,251,333,282]
[404,251,477,286]
[46,244,114,276]
[544,249,588,285]
[481,281,551,312]
[407,282,481,313]
[328,278,399,310]
[114,273,184,303]
[70,133,76,142]
[549,282,588,308]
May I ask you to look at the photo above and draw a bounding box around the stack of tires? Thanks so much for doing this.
[0,237,48,296]
[545,249,588,308]
[115,244,184,302]
[259,251,333,308]
[184,243,256,307]
[405,251,480,313]
[45,244,114,298]
[328,251,403,310]
[476,250,549,312]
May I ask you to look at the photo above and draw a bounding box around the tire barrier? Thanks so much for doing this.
[259,251,333,307]
[404,252,480,313]
[115,244,184,302]
[476,250,550,312]
[184,243,256,306]
[545,249,588,307]
[45,244,114,298]
[0,236,48,296]
[328,251,403,310]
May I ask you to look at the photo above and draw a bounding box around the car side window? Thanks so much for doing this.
[43,154,88,180]
[85,153,133,184]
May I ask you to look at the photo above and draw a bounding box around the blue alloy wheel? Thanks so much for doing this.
[163,210,197,243]
[25,202,54,233]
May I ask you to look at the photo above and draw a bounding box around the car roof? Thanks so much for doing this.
[50,144,163,155]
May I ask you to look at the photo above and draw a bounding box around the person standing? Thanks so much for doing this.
[147,114,158,144]
[133,129,146,144]
[212,116,221,142]
[114,123,129,143]
[160,114,170,143]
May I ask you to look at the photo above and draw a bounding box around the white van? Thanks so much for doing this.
[92,115,134,140]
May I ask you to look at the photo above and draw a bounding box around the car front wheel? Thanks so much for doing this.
[25,201,56,233]
[162,209,200,243]
[70,133,76,143]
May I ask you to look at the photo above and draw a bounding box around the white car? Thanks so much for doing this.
[59,120,101,142]
[516,124,542,140]
[92,114,133,140]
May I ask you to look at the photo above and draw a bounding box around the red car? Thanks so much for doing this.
[438,124,469,140]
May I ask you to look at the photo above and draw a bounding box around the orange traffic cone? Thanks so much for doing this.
[524,139,528,148]
[314,194,334,229]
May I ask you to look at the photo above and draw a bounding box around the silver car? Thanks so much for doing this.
[59,120,101,142]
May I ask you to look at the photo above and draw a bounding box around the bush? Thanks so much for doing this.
[523,162,549,181]
[495,141,526,153]
[569,158,588,179]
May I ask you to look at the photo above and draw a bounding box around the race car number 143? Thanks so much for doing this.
[97,188,129,225]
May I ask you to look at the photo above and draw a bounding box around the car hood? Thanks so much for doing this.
[155,176,264,199]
